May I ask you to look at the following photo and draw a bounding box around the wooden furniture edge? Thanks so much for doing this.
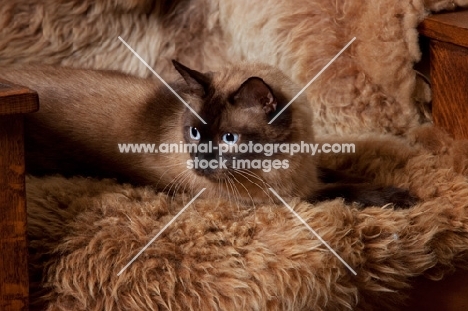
[418,9,468,49]
[1,78,39,311]
[0,79,39,115]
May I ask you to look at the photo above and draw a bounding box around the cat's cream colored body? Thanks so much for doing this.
[1,66,191,189]
[1,64,317,204]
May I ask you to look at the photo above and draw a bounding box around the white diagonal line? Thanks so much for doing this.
[268,188,357,275]
[118,36,207,124]
[117,188,206,276]
[268,37,356,124]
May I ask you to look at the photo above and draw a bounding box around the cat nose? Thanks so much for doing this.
[195,166,216,176]
[195,150,217,161]
[193,151,222,178]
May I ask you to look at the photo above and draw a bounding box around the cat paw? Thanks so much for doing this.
[311,183,418,209]
[357,186,418,209]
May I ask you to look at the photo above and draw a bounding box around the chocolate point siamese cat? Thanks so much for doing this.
[0,62,417,208]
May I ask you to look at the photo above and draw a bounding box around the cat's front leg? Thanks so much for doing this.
[309,183,418,208]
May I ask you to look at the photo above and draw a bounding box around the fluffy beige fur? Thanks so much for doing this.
[5,0,468,309]
[27,125,468,310]
[1,0,467,135]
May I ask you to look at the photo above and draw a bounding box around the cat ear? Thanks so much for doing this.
[232,77,277,114]
[172,60,210,96]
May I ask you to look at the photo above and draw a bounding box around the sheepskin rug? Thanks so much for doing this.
[4,0,468,310]
[1,0,468,135]
[27,125,468,311]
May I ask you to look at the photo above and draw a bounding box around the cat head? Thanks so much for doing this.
[172,60,316,203]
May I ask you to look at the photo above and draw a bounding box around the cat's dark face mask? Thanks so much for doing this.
[173,60,293,185]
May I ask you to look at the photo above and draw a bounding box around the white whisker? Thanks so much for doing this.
[227,171,255,210]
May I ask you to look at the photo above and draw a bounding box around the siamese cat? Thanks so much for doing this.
[0,62,416,207]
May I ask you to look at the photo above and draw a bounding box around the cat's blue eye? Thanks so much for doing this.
[189,127,201,140]
[222,133,239,145]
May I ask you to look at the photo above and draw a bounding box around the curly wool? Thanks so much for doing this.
[27,125,468,310]
[1,0,467,135]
